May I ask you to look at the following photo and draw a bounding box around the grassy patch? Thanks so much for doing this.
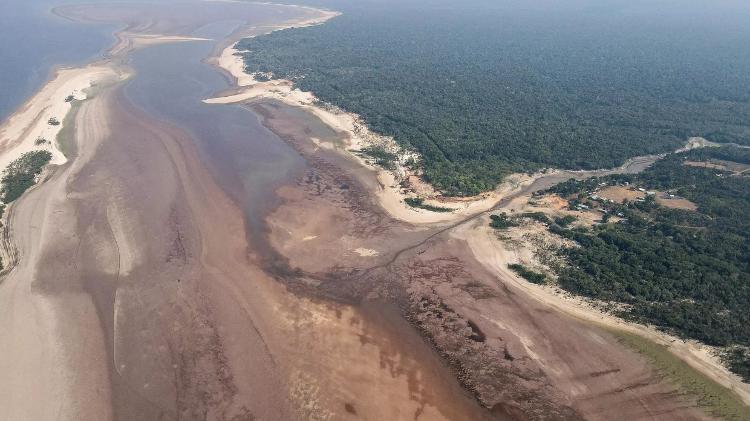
[404,197,453,213]
[507,263,547,284]
[722,346,750,383]
[554,214,577,227]
[1,150,52,203]
[612,330,750,420]
[56,99,81,159]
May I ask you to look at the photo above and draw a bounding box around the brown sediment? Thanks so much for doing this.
[1,1,745,420]
[255,96,728,419]
[0,62,493,421]
[0,2,497,420]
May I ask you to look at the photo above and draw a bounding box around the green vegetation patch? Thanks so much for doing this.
[723,346,750,384]
[554,215,577,227]
[404,197,452,213]
[238,2,750,196]
[545,146,750,380]
[489,212,518,229]
[1,150,52,203]
[359,145,398,170]
[520,211,552,224]
[508,263,547,285]
[612,330,750,420]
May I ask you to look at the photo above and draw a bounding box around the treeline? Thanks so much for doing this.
[238,2,750,195]
[548,147,750,380]
[0,149,53,271]
[1,150,52,203]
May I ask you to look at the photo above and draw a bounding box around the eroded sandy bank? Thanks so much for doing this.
[206,36,706,227]
[205,53,497,225]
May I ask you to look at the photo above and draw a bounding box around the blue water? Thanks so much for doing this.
[0,1,308,244]
[0,0,118,122]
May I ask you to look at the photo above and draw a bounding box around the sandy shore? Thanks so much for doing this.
[203,6,512,226]
[0,3,500,420]
[456,208,750,408]
[108,33,212,57]
[0,65,121,171]
[205,7,750,417]
[0,27,213,187]
[206,32,702,227]
[206,52,524,224]
[0,30,217,263]
[0,1,746,419]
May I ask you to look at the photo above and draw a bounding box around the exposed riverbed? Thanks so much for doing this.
[0,1,746,420]
[0,2,493,420]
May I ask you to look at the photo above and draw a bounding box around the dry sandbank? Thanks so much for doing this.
[455,214,750,407]
[0,30,209,195]
[0,65,120,174]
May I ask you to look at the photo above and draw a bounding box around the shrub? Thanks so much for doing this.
[490,212,518,229]
[508,264,547,284]
[1,150,52,203]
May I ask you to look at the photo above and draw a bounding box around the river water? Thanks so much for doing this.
[123,22,307,245]
[0,0,117,121]
[1,0,307,246]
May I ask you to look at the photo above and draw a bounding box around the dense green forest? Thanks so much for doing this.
[546,147,750,380]
[1,150,52,203]
[239,0,750,195]
[0,149,52,270]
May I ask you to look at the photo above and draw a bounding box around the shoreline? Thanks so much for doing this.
[206,45,529,225]
[206,8,750,413]
[456,212,750,408]
[0,0,746,418]
[0,64,121,173]
[0,30,211,262]
[0,63,124,272]
[207,38,711,226]
[0,3,495,420]
[0,3,314,273]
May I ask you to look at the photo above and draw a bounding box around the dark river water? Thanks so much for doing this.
[2,0,312,247]
[123,21,307,244]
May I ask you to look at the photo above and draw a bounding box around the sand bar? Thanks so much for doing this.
[0,65,121,172]
[207,7,750,415]
[0,2,497,420]
[456,211,750,408]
